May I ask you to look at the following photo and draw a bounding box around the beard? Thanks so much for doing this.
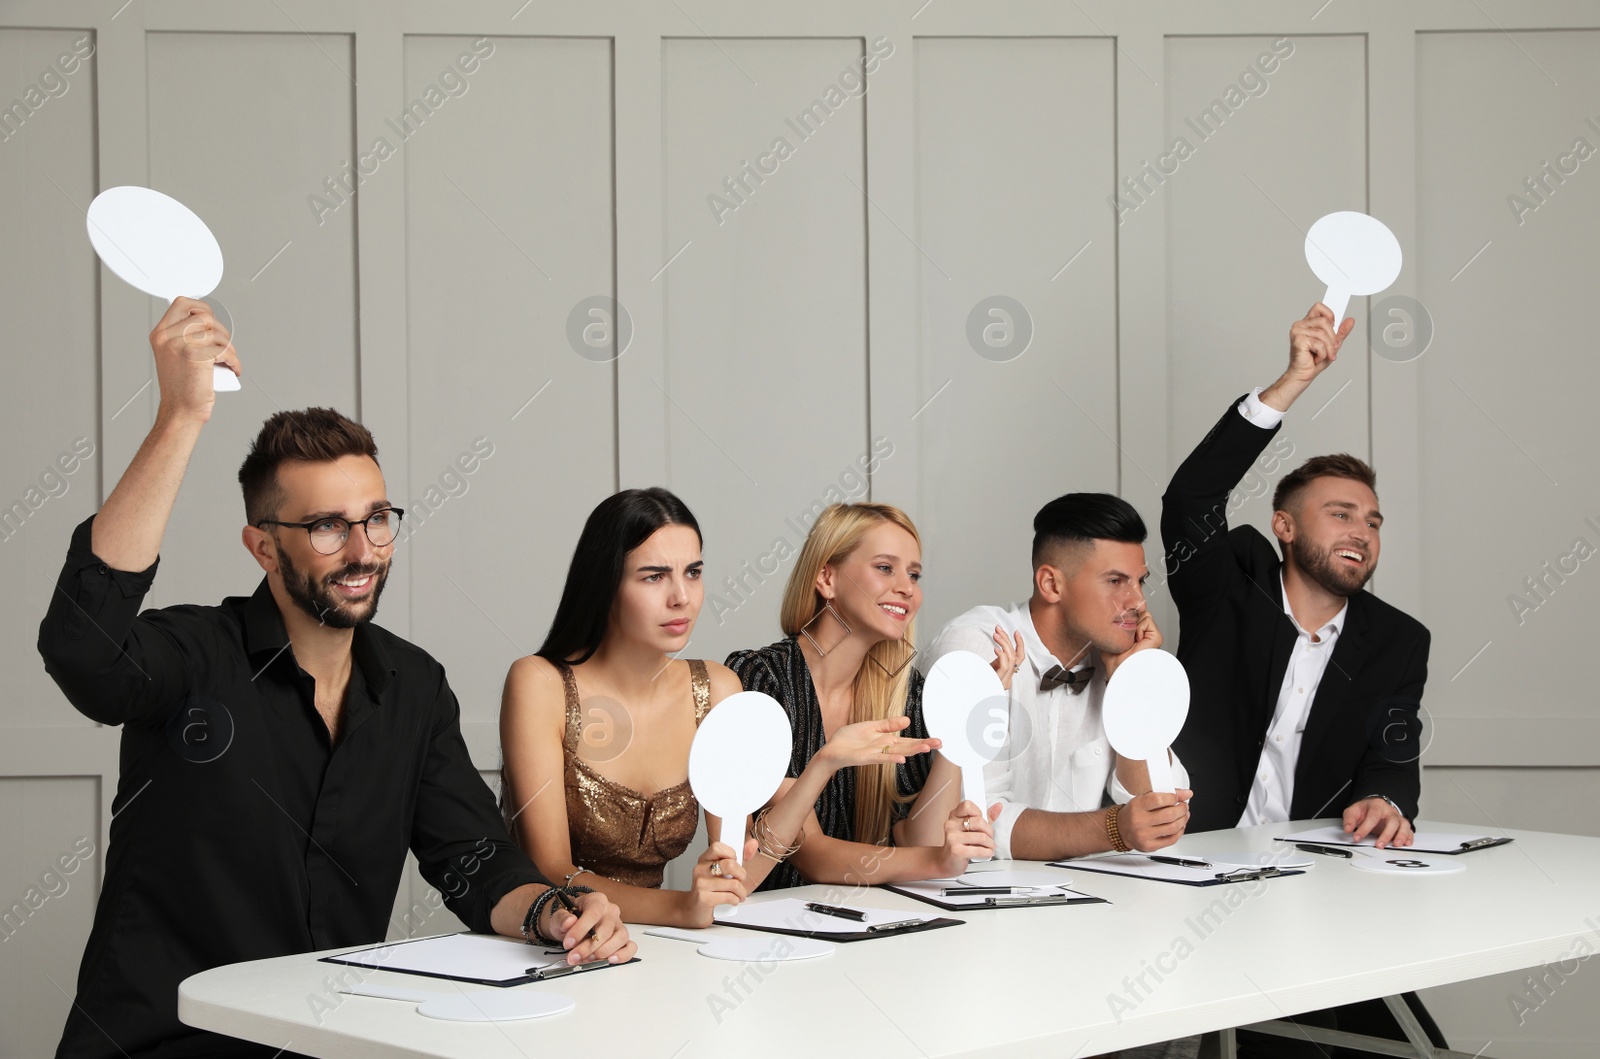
[1290,538,1374,597]
[277,545,389,629]
[1062,611,1138,664]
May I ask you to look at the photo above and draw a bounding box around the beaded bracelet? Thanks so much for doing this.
[522,886,563,945]
[1105,804,1131,853]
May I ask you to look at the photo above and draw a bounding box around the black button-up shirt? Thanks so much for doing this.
[38,516,547,1059]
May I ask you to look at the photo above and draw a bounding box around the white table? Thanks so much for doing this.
[179,820,1600,1058]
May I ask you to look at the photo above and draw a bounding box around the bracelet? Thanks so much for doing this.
[565,867,594,887]
[522,886,559,945]
[749,808,804,863]
[1105,804,1131,853]
[526,883,587,946]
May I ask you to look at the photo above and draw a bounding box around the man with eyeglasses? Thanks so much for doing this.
[38,298,633,1059]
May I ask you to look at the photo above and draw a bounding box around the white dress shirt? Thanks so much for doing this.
[927,601,1190,860]
[1233,388,1349,826]
[1238,386,1284,430]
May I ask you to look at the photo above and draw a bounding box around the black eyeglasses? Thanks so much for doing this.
[257,508,406,555]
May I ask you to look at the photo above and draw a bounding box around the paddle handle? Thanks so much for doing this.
[1146,750,1175,795]
[1321,286,1351,328]
[960,764,986,811]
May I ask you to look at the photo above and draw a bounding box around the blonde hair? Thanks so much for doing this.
[780,503,920,845]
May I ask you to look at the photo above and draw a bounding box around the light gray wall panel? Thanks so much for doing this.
[0,777,99,1059]
[660,37,869,664]
[0,28,101,727]
[142,31,359,611]
[1415,31,1600,745]
[401,34,617,722]
[913,37,1120,637]
[1163,35,1369,553]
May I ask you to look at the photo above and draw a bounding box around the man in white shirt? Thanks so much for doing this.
[927,493,1191,860]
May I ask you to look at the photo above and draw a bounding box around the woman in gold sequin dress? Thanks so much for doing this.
[499,488,939,927]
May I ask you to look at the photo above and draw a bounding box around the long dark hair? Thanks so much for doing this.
[536,487,703,666]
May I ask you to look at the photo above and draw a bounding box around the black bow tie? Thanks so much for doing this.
[1040,665,1094,693]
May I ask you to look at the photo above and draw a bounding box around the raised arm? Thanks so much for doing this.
[1258,303,1355,417]
[37,299,242,726]
[1161,305,1348,607]
[92,298,240,569]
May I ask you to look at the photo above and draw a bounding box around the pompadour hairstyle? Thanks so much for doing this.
[238,408,379,526]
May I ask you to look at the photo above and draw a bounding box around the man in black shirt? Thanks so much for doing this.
[38,298,633,1059]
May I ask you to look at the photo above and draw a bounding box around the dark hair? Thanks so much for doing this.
[536,488,703,665]
[1272,454,1377,515]
[237,408,379,525]
[1031,492,1147,567]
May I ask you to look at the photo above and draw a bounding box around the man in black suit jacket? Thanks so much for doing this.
[1166,305,1427,841]
[1165,304,1444,1056]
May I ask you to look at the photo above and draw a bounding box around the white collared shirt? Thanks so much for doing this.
[927,601,1190,860]
[1238,575,1347,826]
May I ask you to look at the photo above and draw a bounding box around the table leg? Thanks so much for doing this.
[1219,1026,1236,1059]
[1382,994,1443,1057]
[1238,999,1499,1058]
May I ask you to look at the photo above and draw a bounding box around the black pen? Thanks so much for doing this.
[550,888,598,942]
[1148,855,1211,869]
[804,901,867,921]
[1296,843,1353,859]
[942,886,1027,896]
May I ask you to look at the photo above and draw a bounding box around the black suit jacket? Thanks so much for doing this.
[1164,398,1430,833]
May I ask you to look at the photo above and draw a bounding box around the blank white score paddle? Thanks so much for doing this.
[688,692,792,866]
[1101,650,1189,794]
[86,186,238,393]
[922,650,1008,811]
[1303,210,1402,327]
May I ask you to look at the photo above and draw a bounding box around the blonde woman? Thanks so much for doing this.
[727,503,1003,891]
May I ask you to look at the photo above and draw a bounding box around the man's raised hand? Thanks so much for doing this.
[1260,303,1355,413]
[1286,302,1353,384]
[149,297,241,423]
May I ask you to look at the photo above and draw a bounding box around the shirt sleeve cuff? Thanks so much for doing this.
[64,514,160,593]
[991,798,1025,861]
[1237,387,1286,430]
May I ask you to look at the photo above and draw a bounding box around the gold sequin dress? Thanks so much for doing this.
[559,659,712,888]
